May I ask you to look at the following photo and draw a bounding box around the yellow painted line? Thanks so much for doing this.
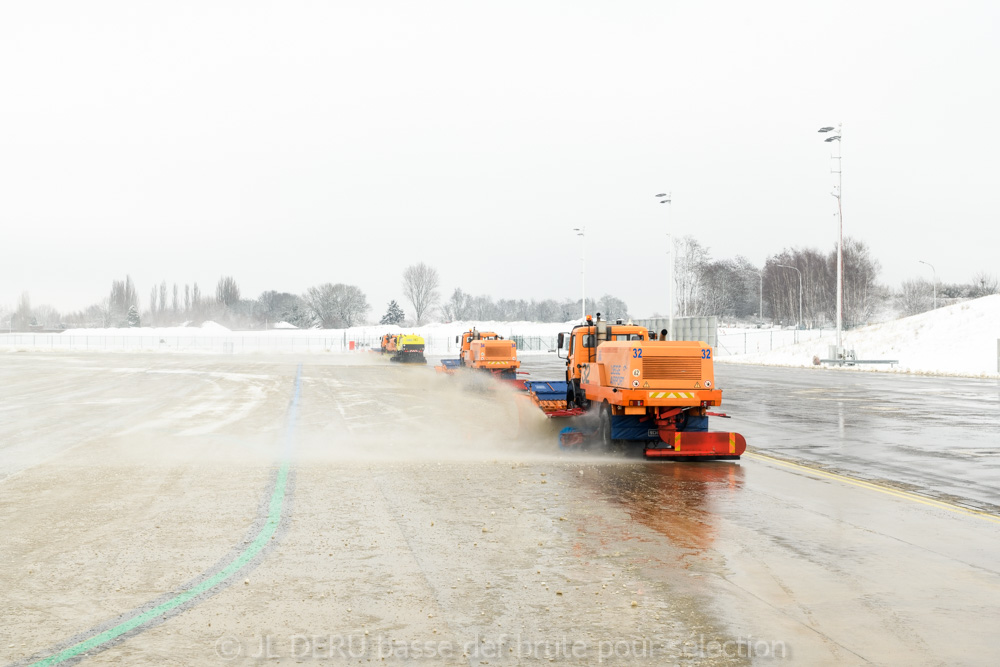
[745,451,1000,525]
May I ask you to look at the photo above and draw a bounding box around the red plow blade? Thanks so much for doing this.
[645,432,747,459]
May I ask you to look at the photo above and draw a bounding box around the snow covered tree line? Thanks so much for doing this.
[669,235,998,328]
[6,254,996,331]
[439,289,629,324]
[673,235,882,327]
[7,261,630,331]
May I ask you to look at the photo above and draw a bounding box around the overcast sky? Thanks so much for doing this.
[2,1,998,320]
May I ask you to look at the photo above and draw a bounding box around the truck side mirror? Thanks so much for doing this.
[557,333,564,349]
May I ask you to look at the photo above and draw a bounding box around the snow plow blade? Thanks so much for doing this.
[523,380,576,415]
[435,358,462,374]
[645,432,747,459]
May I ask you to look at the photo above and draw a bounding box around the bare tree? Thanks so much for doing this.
[330,284,369,327]
[597,295,629,321]
[110,276,139,327]
[495,299,519,321]
[172,283,179,313]
[159,281,168,317]
[33,304,62,329]
[971,271,999,297]
[763,241,882,328]
[149,286,158,317]
[443,288,471,321]
[673,236,709,317]
[303,283,370,328]
[216,276,241,307]
[304,285,337,328]
[258,291,311,328]
[184,284,191,313]
[897,279,932,316]
[697,259,749,317]
[402,263,440,325]
[91,298,113,328]
[14,292,32,329]
[841,237,884,327]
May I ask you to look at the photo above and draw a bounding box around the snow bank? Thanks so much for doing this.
[721,295,1000,377]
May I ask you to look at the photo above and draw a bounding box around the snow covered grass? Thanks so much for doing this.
[720,295,1000,378]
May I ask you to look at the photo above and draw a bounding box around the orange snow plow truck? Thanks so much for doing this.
[525,314,746,460]
[436,328,521,380]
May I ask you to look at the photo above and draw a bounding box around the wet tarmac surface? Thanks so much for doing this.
[717,363,1000,512]
[1,352,998,665]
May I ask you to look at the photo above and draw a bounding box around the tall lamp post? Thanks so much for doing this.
[918,260,937,309]
[777,264,803,328]
[818,124,843,351]
[573,227,586,321]
[655,192,672,339]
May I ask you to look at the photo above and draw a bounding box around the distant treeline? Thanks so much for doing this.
[5,243,997,331]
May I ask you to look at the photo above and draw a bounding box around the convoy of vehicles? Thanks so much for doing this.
[377,313,745,460]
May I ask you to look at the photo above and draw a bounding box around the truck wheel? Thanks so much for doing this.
[598,403,613,450]
[572,379,591,411]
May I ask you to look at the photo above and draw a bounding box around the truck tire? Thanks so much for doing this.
[572,379,591,411]
[598,402,614,450]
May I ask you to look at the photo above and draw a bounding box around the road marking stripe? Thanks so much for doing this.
[745,451,1000,524]
[25,365,303,667]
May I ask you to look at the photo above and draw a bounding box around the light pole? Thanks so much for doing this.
[918,260,937,309]
[777,264,803,328]
[573,227,586,321]
[818,124,843,350]
[655,192,672,339]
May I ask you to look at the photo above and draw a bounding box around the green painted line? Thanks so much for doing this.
[31,464,289,667]
[27,365,302,666]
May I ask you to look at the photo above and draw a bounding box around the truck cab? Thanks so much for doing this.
[558,315,647,406]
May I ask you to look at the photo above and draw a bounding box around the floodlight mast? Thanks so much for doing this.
[655,192,673,339]
[573,227,586,321]
[818,124,843,352]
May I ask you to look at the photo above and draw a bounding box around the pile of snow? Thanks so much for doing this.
[722,295,1000,377]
